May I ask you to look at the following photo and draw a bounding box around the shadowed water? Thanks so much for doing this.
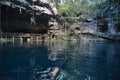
[0,41,120,80]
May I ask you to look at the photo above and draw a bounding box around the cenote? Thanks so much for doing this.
[0,41,120,80]
[1,0,120,80]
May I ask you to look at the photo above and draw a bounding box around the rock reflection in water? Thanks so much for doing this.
[47,41,68,61]
[0,41,120,80]
[0,41,67,80]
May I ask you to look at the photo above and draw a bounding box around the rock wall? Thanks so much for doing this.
[96,1,120,33]
[0,0,58,34]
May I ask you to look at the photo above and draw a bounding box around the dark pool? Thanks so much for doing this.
[0,41,120,80]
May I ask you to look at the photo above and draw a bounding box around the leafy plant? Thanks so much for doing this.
[66,25,75,37]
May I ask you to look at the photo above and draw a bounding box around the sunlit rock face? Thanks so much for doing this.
[93,0,120,33]
[0,0,58,34]
[108,20,116,34]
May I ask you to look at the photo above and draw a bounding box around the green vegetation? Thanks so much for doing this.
[53,0,119,22]
[54,0,107,19]
[66,24,79,41]
[67,25,75,37]
[53,0,120,33]
[1,0,120,34]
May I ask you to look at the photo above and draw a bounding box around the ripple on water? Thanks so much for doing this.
[0,41,120,80]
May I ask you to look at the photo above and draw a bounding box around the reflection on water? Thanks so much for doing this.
[0,41,120,80]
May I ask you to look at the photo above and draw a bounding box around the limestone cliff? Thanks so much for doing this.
[0,0,58,33]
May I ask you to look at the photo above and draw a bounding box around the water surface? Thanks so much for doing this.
[0,41,120,80]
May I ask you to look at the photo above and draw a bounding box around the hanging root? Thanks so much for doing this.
[30,17,36,26]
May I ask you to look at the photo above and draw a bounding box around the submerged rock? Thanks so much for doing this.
[35,67,59,80]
